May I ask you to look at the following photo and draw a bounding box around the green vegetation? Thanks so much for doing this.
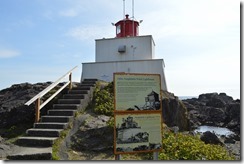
[92,81,114,116]
[158,130,234,160]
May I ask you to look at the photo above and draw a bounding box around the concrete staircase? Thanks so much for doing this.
[7,79,97,160]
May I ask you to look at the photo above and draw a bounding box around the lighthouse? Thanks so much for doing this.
[81,14,167,91]
[115,14,139,37]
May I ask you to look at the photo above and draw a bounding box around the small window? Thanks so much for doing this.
[116,25,121,34]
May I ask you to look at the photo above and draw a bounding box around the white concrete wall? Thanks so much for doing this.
[81,59,167,91]
[95,35,155,62]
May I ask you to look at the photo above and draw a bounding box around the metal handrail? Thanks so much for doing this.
[25,65,78,122]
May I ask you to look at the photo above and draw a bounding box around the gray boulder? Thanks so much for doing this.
[71,115,113,152]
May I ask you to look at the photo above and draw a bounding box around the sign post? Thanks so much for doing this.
[153,152,159,160]
[113,73,163,158]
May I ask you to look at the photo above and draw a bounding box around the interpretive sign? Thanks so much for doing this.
[114,73,162,112]
[113,73,163,154]
[114,113,162,154]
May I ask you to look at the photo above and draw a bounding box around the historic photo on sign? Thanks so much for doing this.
[115,113,162,154]
[114,74,162,111]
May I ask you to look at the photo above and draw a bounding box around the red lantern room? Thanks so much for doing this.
[115,14,139,38]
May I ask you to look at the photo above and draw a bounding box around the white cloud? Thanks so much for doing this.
[0,49,20,58]
[59,8,79,17]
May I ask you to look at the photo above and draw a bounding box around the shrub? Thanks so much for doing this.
[93,82,114,116]
[159,131,234,160]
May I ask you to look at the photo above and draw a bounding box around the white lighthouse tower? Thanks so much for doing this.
[81,13,167,91]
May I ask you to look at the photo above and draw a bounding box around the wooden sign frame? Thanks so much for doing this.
[113,73,163,155]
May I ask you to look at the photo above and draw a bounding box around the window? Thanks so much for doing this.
[116,25,121,34]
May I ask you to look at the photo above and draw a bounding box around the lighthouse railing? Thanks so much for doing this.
[25,65,78,123]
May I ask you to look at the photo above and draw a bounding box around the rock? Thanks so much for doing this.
[204,107,226,126]
[0,144,11,159]
[71,115,113,152]
[183,93,240,132]
[0,82,64,130]
[161,91,190,131]
[0,136,12,159]
[225,141,240,160]
[226,118,239,131]
[224,137,235,144]
[0,136,3,143]
[225,103,240,134]
[200,131,223,145]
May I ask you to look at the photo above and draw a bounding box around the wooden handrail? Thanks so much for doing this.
[25,65,78,123]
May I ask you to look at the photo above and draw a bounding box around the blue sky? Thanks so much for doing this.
[0,0,240,99]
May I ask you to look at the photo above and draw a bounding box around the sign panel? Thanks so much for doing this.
[114,113,162,154]
[113,73,163,155]
[114,73,162,112]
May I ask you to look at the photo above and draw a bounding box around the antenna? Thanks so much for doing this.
[123,0,125,19]
[132,0,134,19]
[123,0,126,36]
[132,0,134,36]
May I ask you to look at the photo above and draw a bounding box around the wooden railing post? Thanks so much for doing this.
[69,72,72,90]
[35,98,40,123]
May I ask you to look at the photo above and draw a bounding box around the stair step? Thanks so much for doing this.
[81,81,97,85]
[41,116,72,123]
[53,104,80,109]
[49,108,78,111]
[58,99,82,104]
[72,86,91,91]
[34,122,68,129]
[16,136,57,147]
[63,94,85,99]
[48,110,76,116]
[84,79,98,82]
[27,129,62,137]
[78,83,95,87]
[7,147,52,160]
[68,90,88,94]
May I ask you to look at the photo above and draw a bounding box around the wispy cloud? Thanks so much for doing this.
[66,25,114,41]
[0,49,21,58]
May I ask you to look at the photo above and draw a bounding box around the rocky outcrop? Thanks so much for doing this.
[0,82,66,129]
[161,91,190,132]
[183,93,240,134]
[70,115,113,152]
